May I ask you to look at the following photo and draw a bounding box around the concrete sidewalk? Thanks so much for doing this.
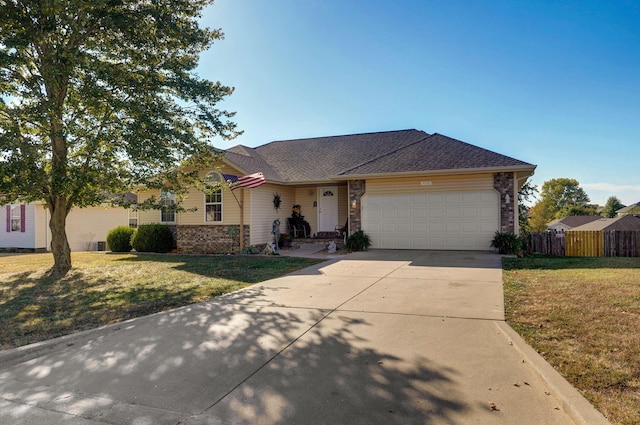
[0,250,609,424]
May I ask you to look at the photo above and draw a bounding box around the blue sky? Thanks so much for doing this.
[198,0,640,206]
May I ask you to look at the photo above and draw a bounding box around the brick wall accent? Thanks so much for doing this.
[494,172,515,233]
[177,225,250,254]
[348,180,365,234]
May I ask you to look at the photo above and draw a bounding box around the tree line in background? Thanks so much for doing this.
[520,177,628,233]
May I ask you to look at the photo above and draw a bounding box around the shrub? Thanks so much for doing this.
[131,224,174,253]
[345,230,371,251]
[490,231,522,255]
[106,226,135,252]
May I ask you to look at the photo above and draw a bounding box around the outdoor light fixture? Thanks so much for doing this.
[505,194,510,204]
[351,199,358,208]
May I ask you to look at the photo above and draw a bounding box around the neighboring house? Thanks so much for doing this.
[546,215,602,232]
[1,202,131,252]
[139,129,536,253]
[616,201,640,216]
[569,214,640,232]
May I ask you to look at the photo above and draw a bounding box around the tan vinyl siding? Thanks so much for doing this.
[365,174,494,195]
[178,165,245,225]
[250,184,295,245]
[294,187,318,236]
[137,189,162,225]
[136,165,248,226]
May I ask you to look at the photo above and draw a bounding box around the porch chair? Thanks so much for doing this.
[287,217,307,238]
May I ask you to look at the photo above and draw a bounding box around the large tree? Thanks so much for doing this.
[601,196,625,218]
[527,178,592,231]
[0,0,239,276]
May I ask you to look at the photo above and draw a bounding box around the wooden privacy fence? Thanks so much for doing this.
[530,231,565,256]
[603,230,640,257]
[530,230,640,257]
[565,231,602,256]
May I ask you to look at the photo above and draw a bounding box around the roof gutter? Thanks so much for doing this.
[328,164,536,181]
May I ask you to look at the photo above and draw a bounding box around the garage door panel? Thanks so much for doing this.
[429,208,444,218]
[381,223,395,232]
[413,223,427,232]
[362,190,499,250]
[412,208,427,219]
[446,208,461,218]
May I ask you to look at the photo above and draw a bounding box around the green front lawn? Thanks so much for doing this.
[0,252,322,350]
[503,255,640,425]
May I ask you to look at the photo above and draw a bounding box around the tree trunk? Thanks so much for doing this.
[48,197,72,277]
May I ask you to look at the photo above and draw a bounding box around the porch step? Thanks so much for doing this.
[316,231,341,239]
[289,237,345,251]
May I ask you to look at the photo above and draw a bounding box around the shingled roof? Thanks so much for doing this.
[222,129,535,183]
[569,215,640,231]
[547,215,602,229]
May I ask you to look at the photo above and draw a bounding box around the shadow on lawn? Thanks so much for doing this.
[0,270,204,350]
[112,253,324,282]
[0,286,467,424]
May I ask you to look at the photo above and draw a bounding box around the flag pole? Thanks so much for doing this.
[227,187,244,252]
[239,188,244,252]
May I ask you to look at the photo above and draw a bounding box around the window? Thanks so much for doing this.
[128,209,138,228]
[10,204,21,231]
[160,191,175,223]
[204,171,223,222]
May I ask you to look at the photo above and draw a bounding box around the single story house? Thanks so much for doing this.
[138,129,536,253]
[616,202,640,216]
[546,215,602,232]
[1,202,132,252]
[569,214,640,232]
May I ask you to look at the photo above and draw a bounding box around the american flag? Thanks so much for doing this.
[223,172,265,190]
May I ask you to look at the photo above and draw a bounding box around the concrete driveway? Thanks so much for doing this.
[0,250,607,424]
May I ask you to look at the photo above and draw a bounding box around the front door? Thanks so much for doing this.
[318,186,338,232]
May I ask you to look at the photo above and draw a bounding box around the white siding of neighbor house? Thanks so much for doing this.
[1,203,129,251]
[45,206,130,251]
[0,203,37,249]
[34,203,49,249]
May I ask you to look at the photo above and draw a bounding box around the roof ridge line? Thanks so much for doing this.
[263,128,420,146]
[336,132,434,175]
[225,146,286,182]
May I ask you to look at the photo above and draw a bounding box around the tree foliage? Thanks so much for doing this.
[517,180,537,234]
[527,178,591,231]
[602,196,625,218]
[0,0,238,275]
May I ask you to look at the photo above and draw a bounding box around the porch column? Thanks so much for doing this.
[494,172,516,233]
[348,180,365,234]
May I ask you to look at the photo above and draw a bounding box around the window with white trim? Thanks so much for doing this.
[204,171,223,222]
[128,209,139,228]
[160,191,176,223]
[10,204,21,231]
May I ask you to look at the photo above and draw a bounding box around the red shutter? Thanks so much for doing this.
[20,204,26,232]
[5,205,9,232]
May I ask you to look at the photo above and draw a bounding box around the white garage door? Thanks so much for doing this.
[362,190,499,250]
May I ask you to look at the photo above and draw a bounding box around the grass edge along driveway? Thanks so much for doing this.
[0,252,323,351]
[503,255,640,425]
